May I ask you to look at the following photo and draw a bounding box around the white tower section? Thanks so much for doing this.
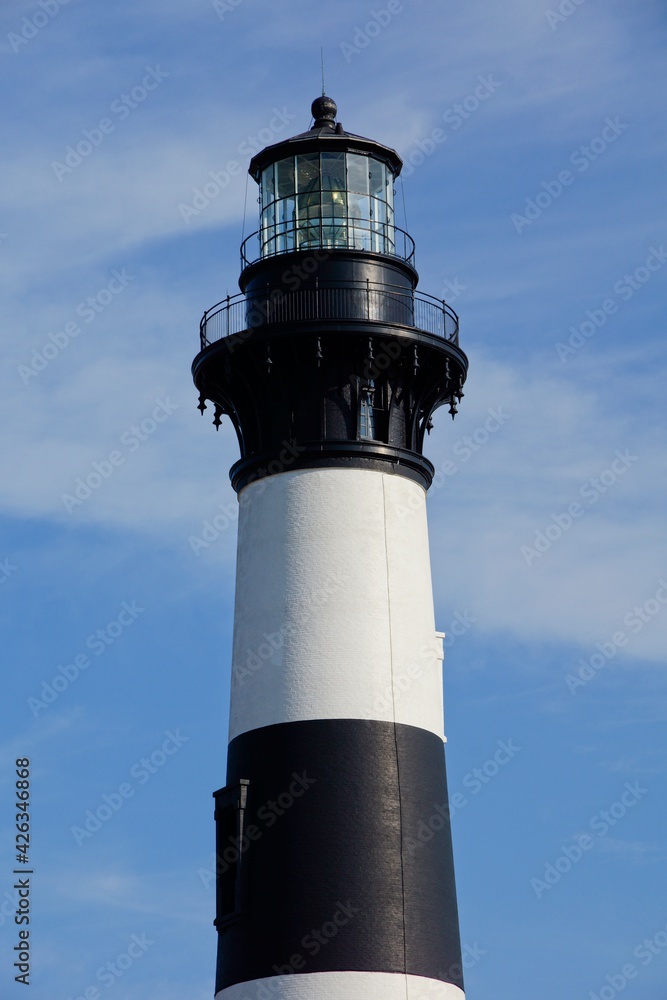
[230,469,445,742]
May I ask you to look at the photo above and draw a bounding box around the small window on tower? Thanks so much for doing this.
[359,380,376,440]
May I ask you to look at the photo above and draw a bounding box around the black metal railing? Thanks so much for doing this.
[199,280,459,350]
[240,222,416,269]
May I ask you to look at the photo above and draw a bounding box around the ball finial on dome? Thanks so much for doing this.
[311,95,337,128]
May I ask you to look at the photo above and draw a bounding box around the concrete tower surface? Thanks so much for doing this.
[192,95,469,1000]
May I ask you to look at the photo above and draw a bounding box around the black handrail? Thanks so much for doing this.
[240,222,416,269]
[199,280,459,351]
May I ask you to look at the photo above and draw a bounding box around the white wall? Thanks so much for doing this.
[229,468,446,742]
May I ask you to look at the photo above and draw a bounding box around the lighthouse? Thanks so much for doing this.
[192,94,468,1000]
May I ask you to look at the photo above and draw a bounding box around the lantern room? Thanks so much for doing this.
[258,148,396,256]
[244,95,411,267]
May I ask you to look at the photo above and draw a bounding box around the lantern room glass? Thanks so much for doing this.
[259,151,396,257]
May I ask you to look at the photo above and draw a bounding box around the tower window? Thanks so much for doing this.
[359,381,376,440]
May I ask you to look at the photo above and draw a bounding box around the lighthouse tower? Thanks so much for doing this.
[192,95,468,1000]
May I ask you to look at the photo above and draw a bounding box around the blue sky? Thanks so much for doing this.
[1,0,666,997]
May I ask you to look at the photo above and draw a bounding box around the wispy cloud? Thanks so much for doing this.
[596,837,663,864]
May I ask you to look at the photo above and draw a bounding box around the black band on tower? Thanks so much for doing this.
[214,719,463,994]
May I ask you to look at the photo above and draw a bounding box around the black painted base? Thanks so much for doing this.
[214,718,463,994]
